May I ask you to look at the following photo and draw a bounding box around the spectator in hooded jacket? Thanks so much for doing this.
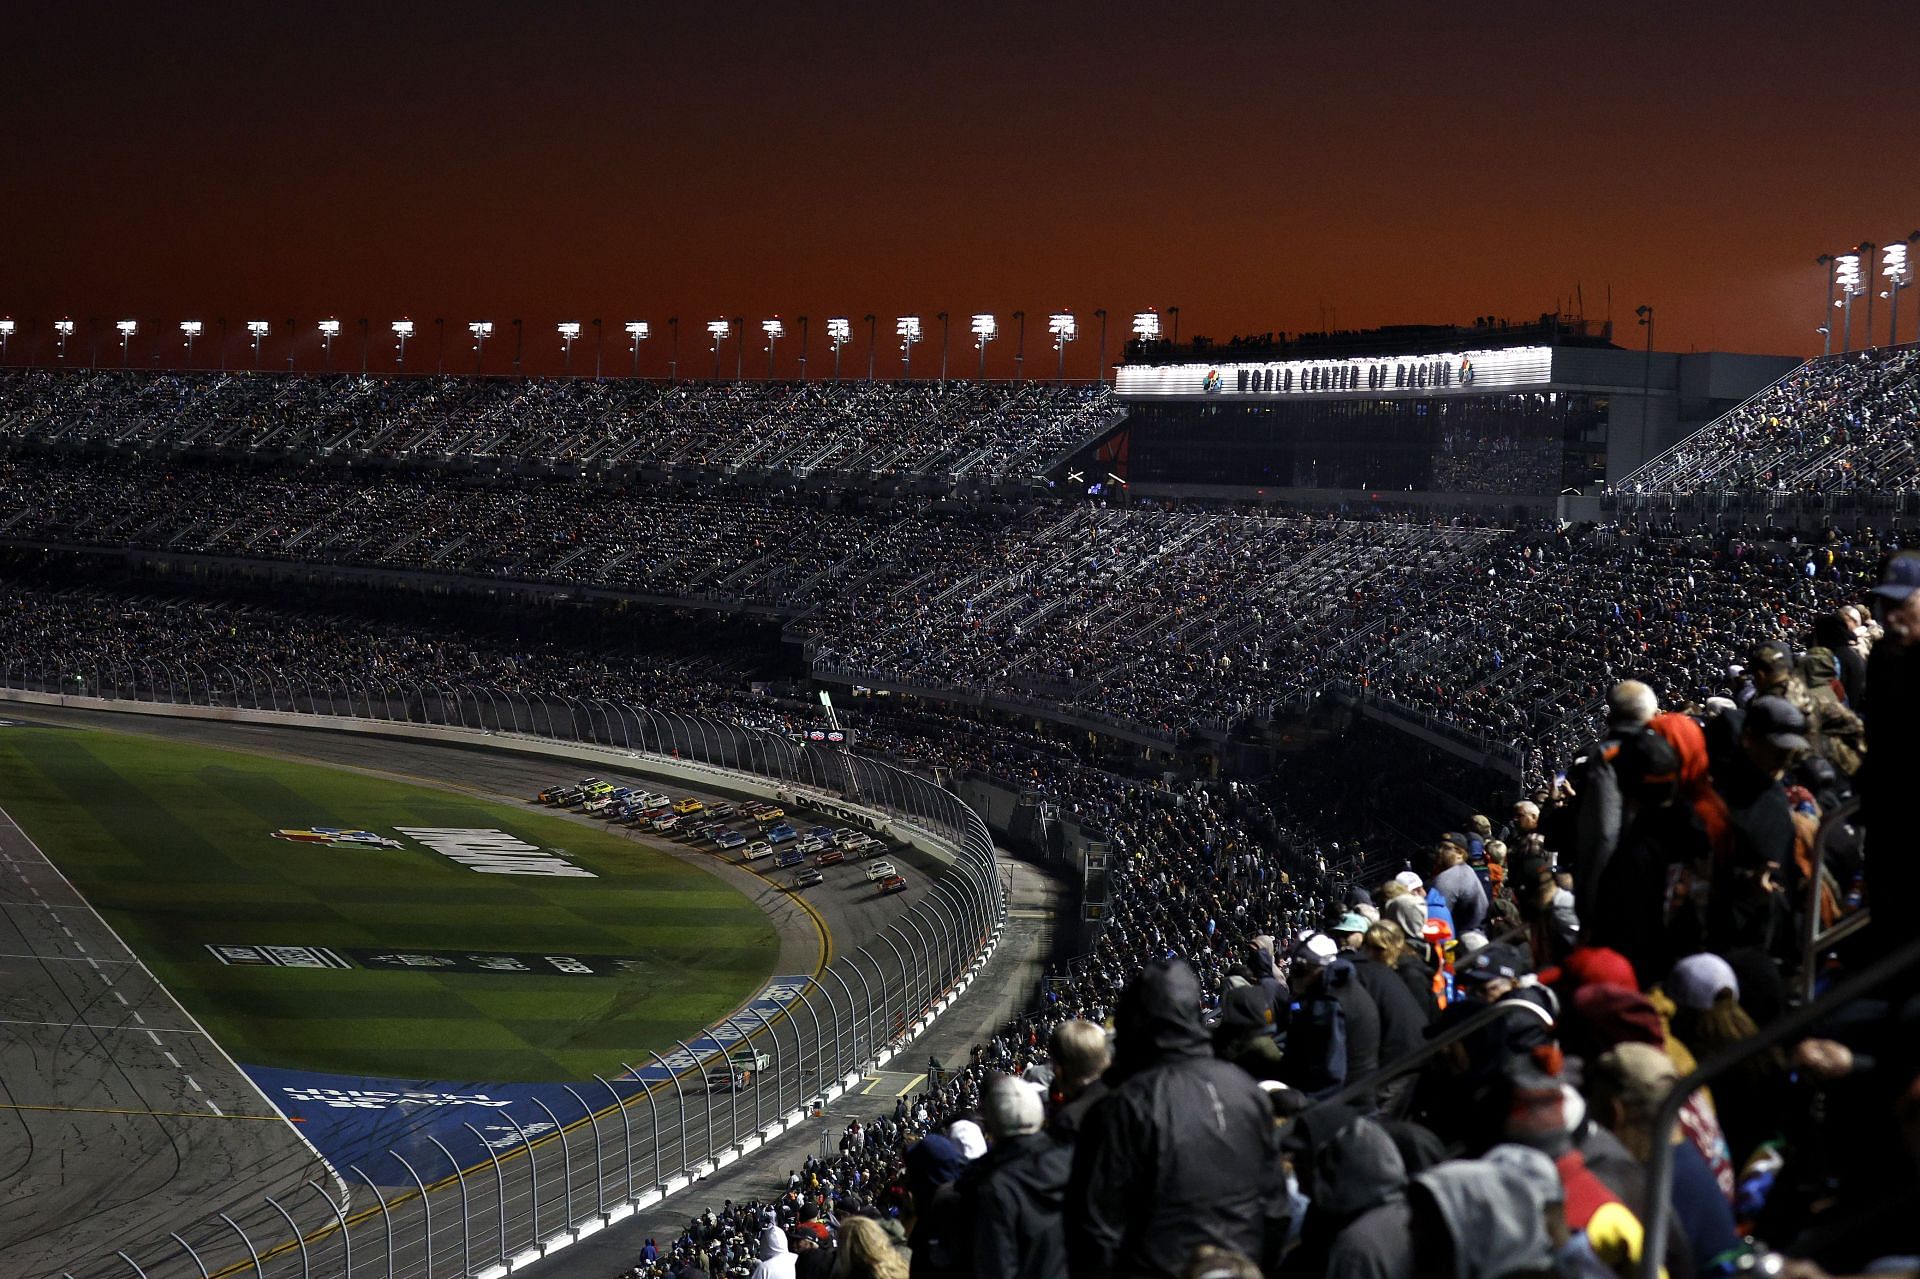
[1066,958,1276,1279]
[1279,933,1378,1099]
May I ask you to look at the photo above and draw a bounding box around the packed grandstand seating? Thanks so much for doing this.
[1620,345,1920,496]
[0,370,1120,480]
[4,346,1918,1277]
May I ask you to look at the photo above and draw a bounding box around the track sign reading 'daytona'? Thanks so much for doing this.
[395,827,597,878]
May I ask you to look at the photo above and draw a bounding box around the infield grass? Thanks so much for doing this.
[0,725,781,1081]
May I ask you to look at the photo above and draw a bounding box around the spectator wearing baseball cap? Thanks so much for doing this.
[1706,695,1805,954]
[1431,838,1490,936]
[1279,934,1377,1098]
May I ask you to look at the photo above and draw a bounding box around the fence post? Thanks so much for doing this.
[114,1253,150,1279]
[349,1166,394,1279]
[823,966,858,1084]
[645,1050,688,1184]
[497,1109,542,1244]
[389,1151,433,1279]
[215,1212,265,1279]
[672,1038,717,1169]
[789,986,827,1112]
[746,1002,785,1119]
[563,1084,606,1218]
[168,1232,211,1279]
[425,1135,471,1279]
[461,1122,509,1269]
[603,1070,644,1201]
[263,1195,311,1279]
[305,1179,352,1279]
[530,1098,575,1230]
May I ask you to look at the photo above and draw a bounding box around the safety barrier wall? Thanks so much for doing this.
[2,669,1006,1279]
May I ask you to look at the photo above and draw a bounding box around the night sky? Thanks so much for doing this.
[4,3,1916,377]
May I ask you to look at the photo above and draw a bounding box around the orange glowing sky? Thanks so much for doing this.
[3,3,1916,377]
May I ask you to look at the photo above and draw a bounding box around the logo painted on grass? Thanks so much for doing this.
[209,945,651,975]
[247,974,816,1171]
[271,827,404,850]
[396,827,597,878]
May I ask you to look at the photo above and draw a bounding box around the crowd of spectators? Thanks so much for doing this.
[0,370,1119,481]
[1620,347,1920,496]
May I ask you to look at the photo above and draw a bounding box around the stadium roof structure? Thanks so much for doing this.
[1124,311,1618,366]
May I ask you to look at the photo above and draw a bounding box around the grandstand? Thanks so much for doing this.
[2,342,1916,1279]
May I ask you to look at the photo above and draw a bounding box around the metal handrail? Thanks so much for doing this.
[1800,795,1870,1003]
[1638,937,1920,1279]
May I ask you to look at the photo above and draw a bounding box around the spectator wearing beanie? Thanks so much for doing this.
[962,1075,1070,1279]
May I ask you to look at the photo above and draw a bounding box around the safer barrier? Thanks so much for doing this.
[2,665,1005,1279]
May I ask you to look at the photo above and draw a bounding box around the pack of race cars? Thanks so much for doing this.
[531,776,908,896]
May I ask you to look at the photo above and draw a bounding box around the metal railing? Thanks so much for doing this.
[4,662,1005,1279]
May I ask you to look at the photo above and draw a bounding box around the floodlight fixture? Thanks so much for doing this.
[392,319,414,369]
[971,313,996,378]
[1131,310,1160,341]
[116,319,137,367]
[624,321,649,376]
[179,319,203,367]
[1883,240,1915,345]
[1049,311,1077,381]
[316,318,341,371]
[54,318,74,362]
[896,316,922,378]
[825,316,851,380]
[245,320,270,370]
[557,321,582,374]
[0,317,13,363]
[1834,253,1865,352]
[762,318,784,379]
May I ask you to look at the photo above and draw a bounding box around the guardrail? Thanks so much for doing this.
[3,664,1006,1279]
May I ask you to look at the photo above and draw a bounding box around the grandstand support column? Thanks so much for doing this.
[562,1085,605,1218]
[530,1098,575,1231]
[350,1165,396,1279]
[423,1135,472,1279]
[639,1054,683,1190]
[166,1232,211,1279]
[215,1213,264,1279]
[459,1124,508,1270]
[672,1037,718,1171]
[385,1153,433,1279]
[591,1067,637,1198]
[261,1196,311,1279]
[496,1110,542,1243]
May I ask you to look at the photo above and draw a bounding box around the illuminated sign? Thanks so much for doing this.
[1113,345,1552,400]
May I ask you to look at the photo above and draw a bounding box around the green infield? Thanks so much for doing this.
[0,725,784,1081]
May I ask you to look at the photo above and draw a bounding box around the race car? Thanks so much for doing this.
[792,868,825,889]
[775,848,806,869]
[765,823,798,845]
[877,874,908,895]
[584,787,634,814]
[864,860,898,881]
[814,848,845,868]
[738,840,773,862]
[713,830,747,850]
[671,797,705,816]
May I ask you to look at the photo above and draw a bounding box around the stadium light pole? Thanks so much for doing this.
[1817,255,1837,356]
[357,318,369,373]
[762,318,783,379]
[707,319,729,379]
[511,317,523,375]
[826,317,850,381]
[317,318,340,372]
[1094,307,1108,382]
[391,319,413,370]
[434,316,446,373]
[1861,241,1878,346]
[0,318,11,365]
[469,321,493,373]
[179,320,201,368]
[54,318,74,363]
[593,317,604,378]
[558,321,581,376]
[1834,252,1864,353]
[1168,305,1180,345]
[667,316,679,382]
[896,315,921,379]
[1636,305,1655,470]
[1012,310,1026,381]
[971,313,996,380]
[1048,311,1076,382]
[285,315,296,370]
[247,320,269,371]
[1880,235,1916,347]
[937,311,950,383]
[732,315,745,380]
[863,313,876,381]
[116,319,136,368]
[796,315,809,381]
[625,321,649,376]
